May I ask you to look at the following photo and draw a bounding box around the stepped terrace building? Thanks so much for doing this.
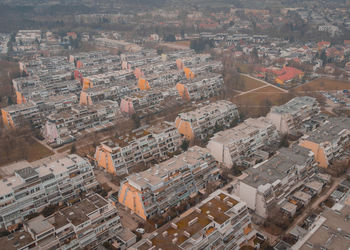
[0,155,98,229]
[175,100,239,140]
[95,122,182,175]
[266,96,319,134]
[234,146,316,218]
[299,117,350,168]
[207,117,279,167]
[118,146,219,220]
[132,190,255,250]
[175,73,223,101]
[43,100,121,145]
[0,193,123,249]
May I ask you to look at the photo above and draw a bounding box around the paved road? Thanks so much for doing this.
[94,168,120,192]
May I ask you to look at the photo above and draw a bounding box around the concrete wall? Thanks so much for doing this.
[299,140,328,168]
[118,183,147,220]
[175,117,194,140]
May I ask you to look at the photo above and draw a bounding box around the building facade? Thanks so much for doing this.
[0,193,122,250]
[118,146,220,219]
[175,100,239,140]
[266,96,320,134]
[234,146,316,218]
[299,117,350,168]
[207,117,279,167]
[132,190,255,250]
[0,155,98,229]
[95,122,182,175]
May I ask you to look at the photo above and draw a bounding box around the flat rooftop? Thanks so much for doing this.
[270,96,317,115]
[26,215,54,235]
[243,145,311,188]
[303,117,350,143]
[210,117,274,145]
[139,190,241,250]
[177,100,236,122]
[301,205,350,250]
[0,231,34,250]
[126,146,212,190]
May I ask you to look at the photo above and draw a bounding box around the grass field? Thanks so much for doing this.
[57,144,73,153]
[294,78,350,92]
[238,75,267,91]
[0,137,54,166]
[232,86,291,118]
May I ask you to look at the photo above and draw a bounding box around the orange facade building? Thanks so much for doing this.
[118,146,219,219]
[299,117,350,168]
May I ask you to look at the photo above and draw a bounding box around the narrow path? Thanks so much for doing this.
[240,74,288,93]
[237,84,270,96]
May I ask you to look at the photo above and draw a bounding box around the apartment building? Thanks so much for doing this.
[1,101,39,128]
[43,100,120,145]
[95,121,182,175]
[19,56,75,76]
[137,70,184,90]
[0,155,98,229]
[79,85,136,105]
[234,145,316,218]
[120,91,164,115]
[207,117,279,167]
[133,60,178,79]
[132,190,255,250]
[2,93,79,129]
[299,117,350,168]
[266,96,320,134]
[175,100,239,140]
[13,76,81,104]
[0,193,123,249]
[71,52,121,69]
[176,73,223,101]
[82,69,134,89]
[118,146,219,220]
[298,198,350,250]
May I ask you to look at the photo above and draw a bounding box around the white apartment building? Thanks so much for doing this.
[234,145,316,218]
[132,190,255,250]
[118,146,220,220]
[0,193,123,250]
[175,100,239,140]
[43,100,121,145]
[0,155,98,229]
[266,96,319,134]
[95,121,182,175]
[1,101,40,128]
[176,73,224,101]
[207,117,279,167]
[299,117,350,168]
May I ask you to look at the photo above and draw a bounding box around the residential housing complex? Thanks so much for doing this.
[207,117,279,167]
[132,190,255,250]
[175,100,239,140]
[0,193,123,249]
[299,117,350,168]
[118,146,219,219]
[42,100,122,145]
[176,73,223,101]
[234,145,316,218]
[95,122,182,175]
[0,155,98,229]
[266,96,320,134]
